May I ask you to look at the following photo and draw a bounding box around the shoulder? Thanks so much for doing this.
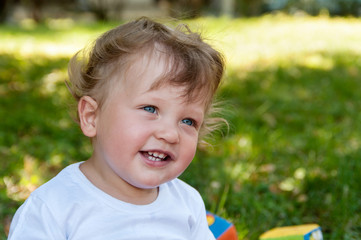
[162,179,215,239]
[162,178,205,209]
[21,162,89,219]
[166,178,202,197]
[8,163,83,239]
[32,162,83,201]
[8,162,92,238]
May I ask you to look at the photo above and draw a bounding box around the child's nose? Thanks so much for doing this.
[155,120,180,144]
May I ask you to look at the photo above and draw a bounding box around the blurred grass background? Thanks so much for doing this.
[1,15,361,239]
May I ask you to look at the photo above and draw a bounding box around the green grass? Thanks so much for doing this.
[1,15,361,239]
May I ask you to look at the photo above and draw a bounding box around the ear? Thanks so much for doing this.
[78,96,98,138]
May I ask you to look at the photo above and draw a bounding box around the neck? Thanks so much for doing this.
[80,158,159,205]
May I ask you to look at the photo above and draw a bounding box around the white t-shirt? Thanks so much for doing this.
[9,162,215,240]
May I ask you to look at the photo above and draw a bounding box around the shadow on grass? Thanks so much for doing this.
[1,51,361,239]
[0,53,91,238]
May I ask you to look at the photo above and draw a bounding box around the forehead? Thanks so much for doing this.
[128,58,206,104]
[104,47,209,111]
[135,51,208,99]
[130,51,168,86]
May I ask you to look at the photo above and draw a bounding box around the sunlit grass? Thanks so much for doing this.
[3,15,361,63]
[1,15,361,239]
[187,15,361,71]
[0,18,116,57]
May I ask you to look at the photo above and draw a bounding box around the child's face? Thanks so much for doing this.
[92,55,205,190]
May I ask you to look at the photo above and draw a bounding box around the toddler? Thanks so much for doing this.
[8,17,225,239]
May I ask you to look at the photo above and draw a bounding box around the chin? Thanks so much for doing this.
[129,176,173,190]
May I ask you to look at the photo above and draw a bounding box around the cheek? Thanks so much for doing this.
[182,138,199,161]
[107,119,153,153]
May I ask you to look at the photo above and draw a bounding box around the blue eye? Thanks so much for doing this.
[143,106,156,113]
[182,118,194,126]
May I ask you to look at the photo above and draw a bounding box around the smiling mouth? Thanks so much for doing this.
[143,151,170,162]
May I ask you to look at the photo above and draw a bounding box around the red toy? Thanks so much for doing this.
[207,212,238,240]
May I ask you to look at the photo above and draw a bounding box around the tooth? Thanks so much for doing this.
[146,151,167,161]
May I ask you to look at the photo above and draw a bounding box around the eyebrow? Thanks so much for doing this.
[143,90,205,112]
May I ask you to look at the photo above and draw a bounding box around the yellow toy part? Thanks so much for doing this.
[259,224,323,240]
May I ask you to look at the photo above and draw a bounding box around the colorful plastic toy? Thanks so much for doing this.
[259,224,323,240]
[207,212,238,240]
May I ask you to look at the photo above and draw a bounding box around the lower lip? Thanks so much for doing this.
[141,153,170,168]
